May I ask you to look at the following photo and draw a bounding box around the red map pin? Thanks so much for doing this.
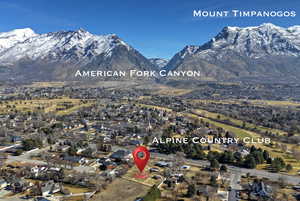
[132,146,150,178]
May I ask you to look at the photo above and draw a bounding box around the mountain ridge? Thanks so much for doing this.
[0,28,156,81]
[0,24,300,83]
[164,23,300,83]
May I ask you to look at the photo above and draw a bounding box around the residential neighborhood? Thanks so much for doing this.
[0,83,299,201]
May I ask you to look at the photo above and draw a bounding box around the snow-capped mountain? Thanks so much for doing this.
[0,28,37,50]
[164,23,300,82]
[202,23,300,58]
[0,28,156,81]
[1,24,300,83]
[149,58,169,68]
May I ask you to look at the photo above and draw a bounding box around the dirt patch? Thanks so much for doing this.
[92,178,150,201]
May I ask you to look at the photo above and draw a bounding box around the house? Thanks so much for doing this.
[250,180,272,198]
[110,150,130,161]
[197,185,217,197]
[41,180,61,196]
[63,155,82,163]
[293,185,300,191]
[181,165,190,170]
[129,140,141,146]
[240,149,250,157]
[155,161,172,168]
[79,158,89,165]
[149,168,159,173]
[217,189,228,201]
[76,148,86,154]
[9,178,29,193]
[34,197,52,201]
[57,145,70,152]
[10,135,22,143]
[0,179,7,189]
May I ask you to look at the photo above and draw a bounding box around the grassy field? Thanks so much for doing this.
[187,112,300,175]
[25,81,67,88]
[155,86,193,96]
[0,97,95,115]
[193,109,287,136]
[192,99,300,108]
[138,103,173,112]
[249,100,300,107]
[64,184,91,194]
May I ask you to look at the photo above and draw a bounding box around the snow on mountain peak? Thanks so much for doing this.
[0,28,131,65]
[0,28,37,50]
[149,58,169,68]
[0,28,36,37]
[203,23,300,58]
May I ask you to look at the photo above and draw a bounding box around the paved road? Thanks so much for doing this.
[112,145,300,185]
[228,171,242,201]
[152,153,300,185]
[6,147,47,165]
[0,144,21,152]
[6,145,300,185]
[6,147,95,173]
[228,190,237,201]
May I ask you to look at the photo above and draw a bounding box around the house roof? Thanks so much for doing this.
[63,155,81,163]
[110,150,130,160]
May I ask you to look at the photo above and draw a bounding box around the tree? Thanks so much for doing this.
[22,138,43,151]
[207,151,220,161]
[252,151,264,164]
[242,121,246,128]
[271,157,286,172]
[286,164,293,172]
[68,146,77,156]
[210,175,217,187]
[263,150,270,161]
[233,152,242,165]
[14,149,23,156]
[186,184,195,198]
[219,151,234,164]
[210,159,220,170]
[143,135,150,145]
[220,165,228,172]
[143,185,161,201]
[244,155,256,169]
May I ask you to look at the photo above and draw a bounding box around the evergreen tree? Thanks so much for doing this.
[244,155,257,169]
[210,159,220,170]
[186,184,196,198]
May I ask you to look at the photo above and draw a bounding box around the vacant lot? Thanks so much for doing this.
[92,178,150,201]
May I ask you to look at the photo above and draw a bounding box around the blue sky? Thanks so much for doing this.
[0,0,299,59]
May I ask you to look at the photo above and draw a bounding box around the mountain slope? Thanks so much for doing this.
[164,23,300,83]
[0,28,156,81]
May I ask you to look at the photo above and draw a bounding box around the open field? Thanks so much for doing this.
[138,103,173,112]
[24,81,67,88]
[192,99,300,108]
[64,184,91,194]
[122,161,165,187]
[155,86,193,96]
[249,100,300,107]
[0,97,95,115]
[91,178,150,201]
[193,108,288,136]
